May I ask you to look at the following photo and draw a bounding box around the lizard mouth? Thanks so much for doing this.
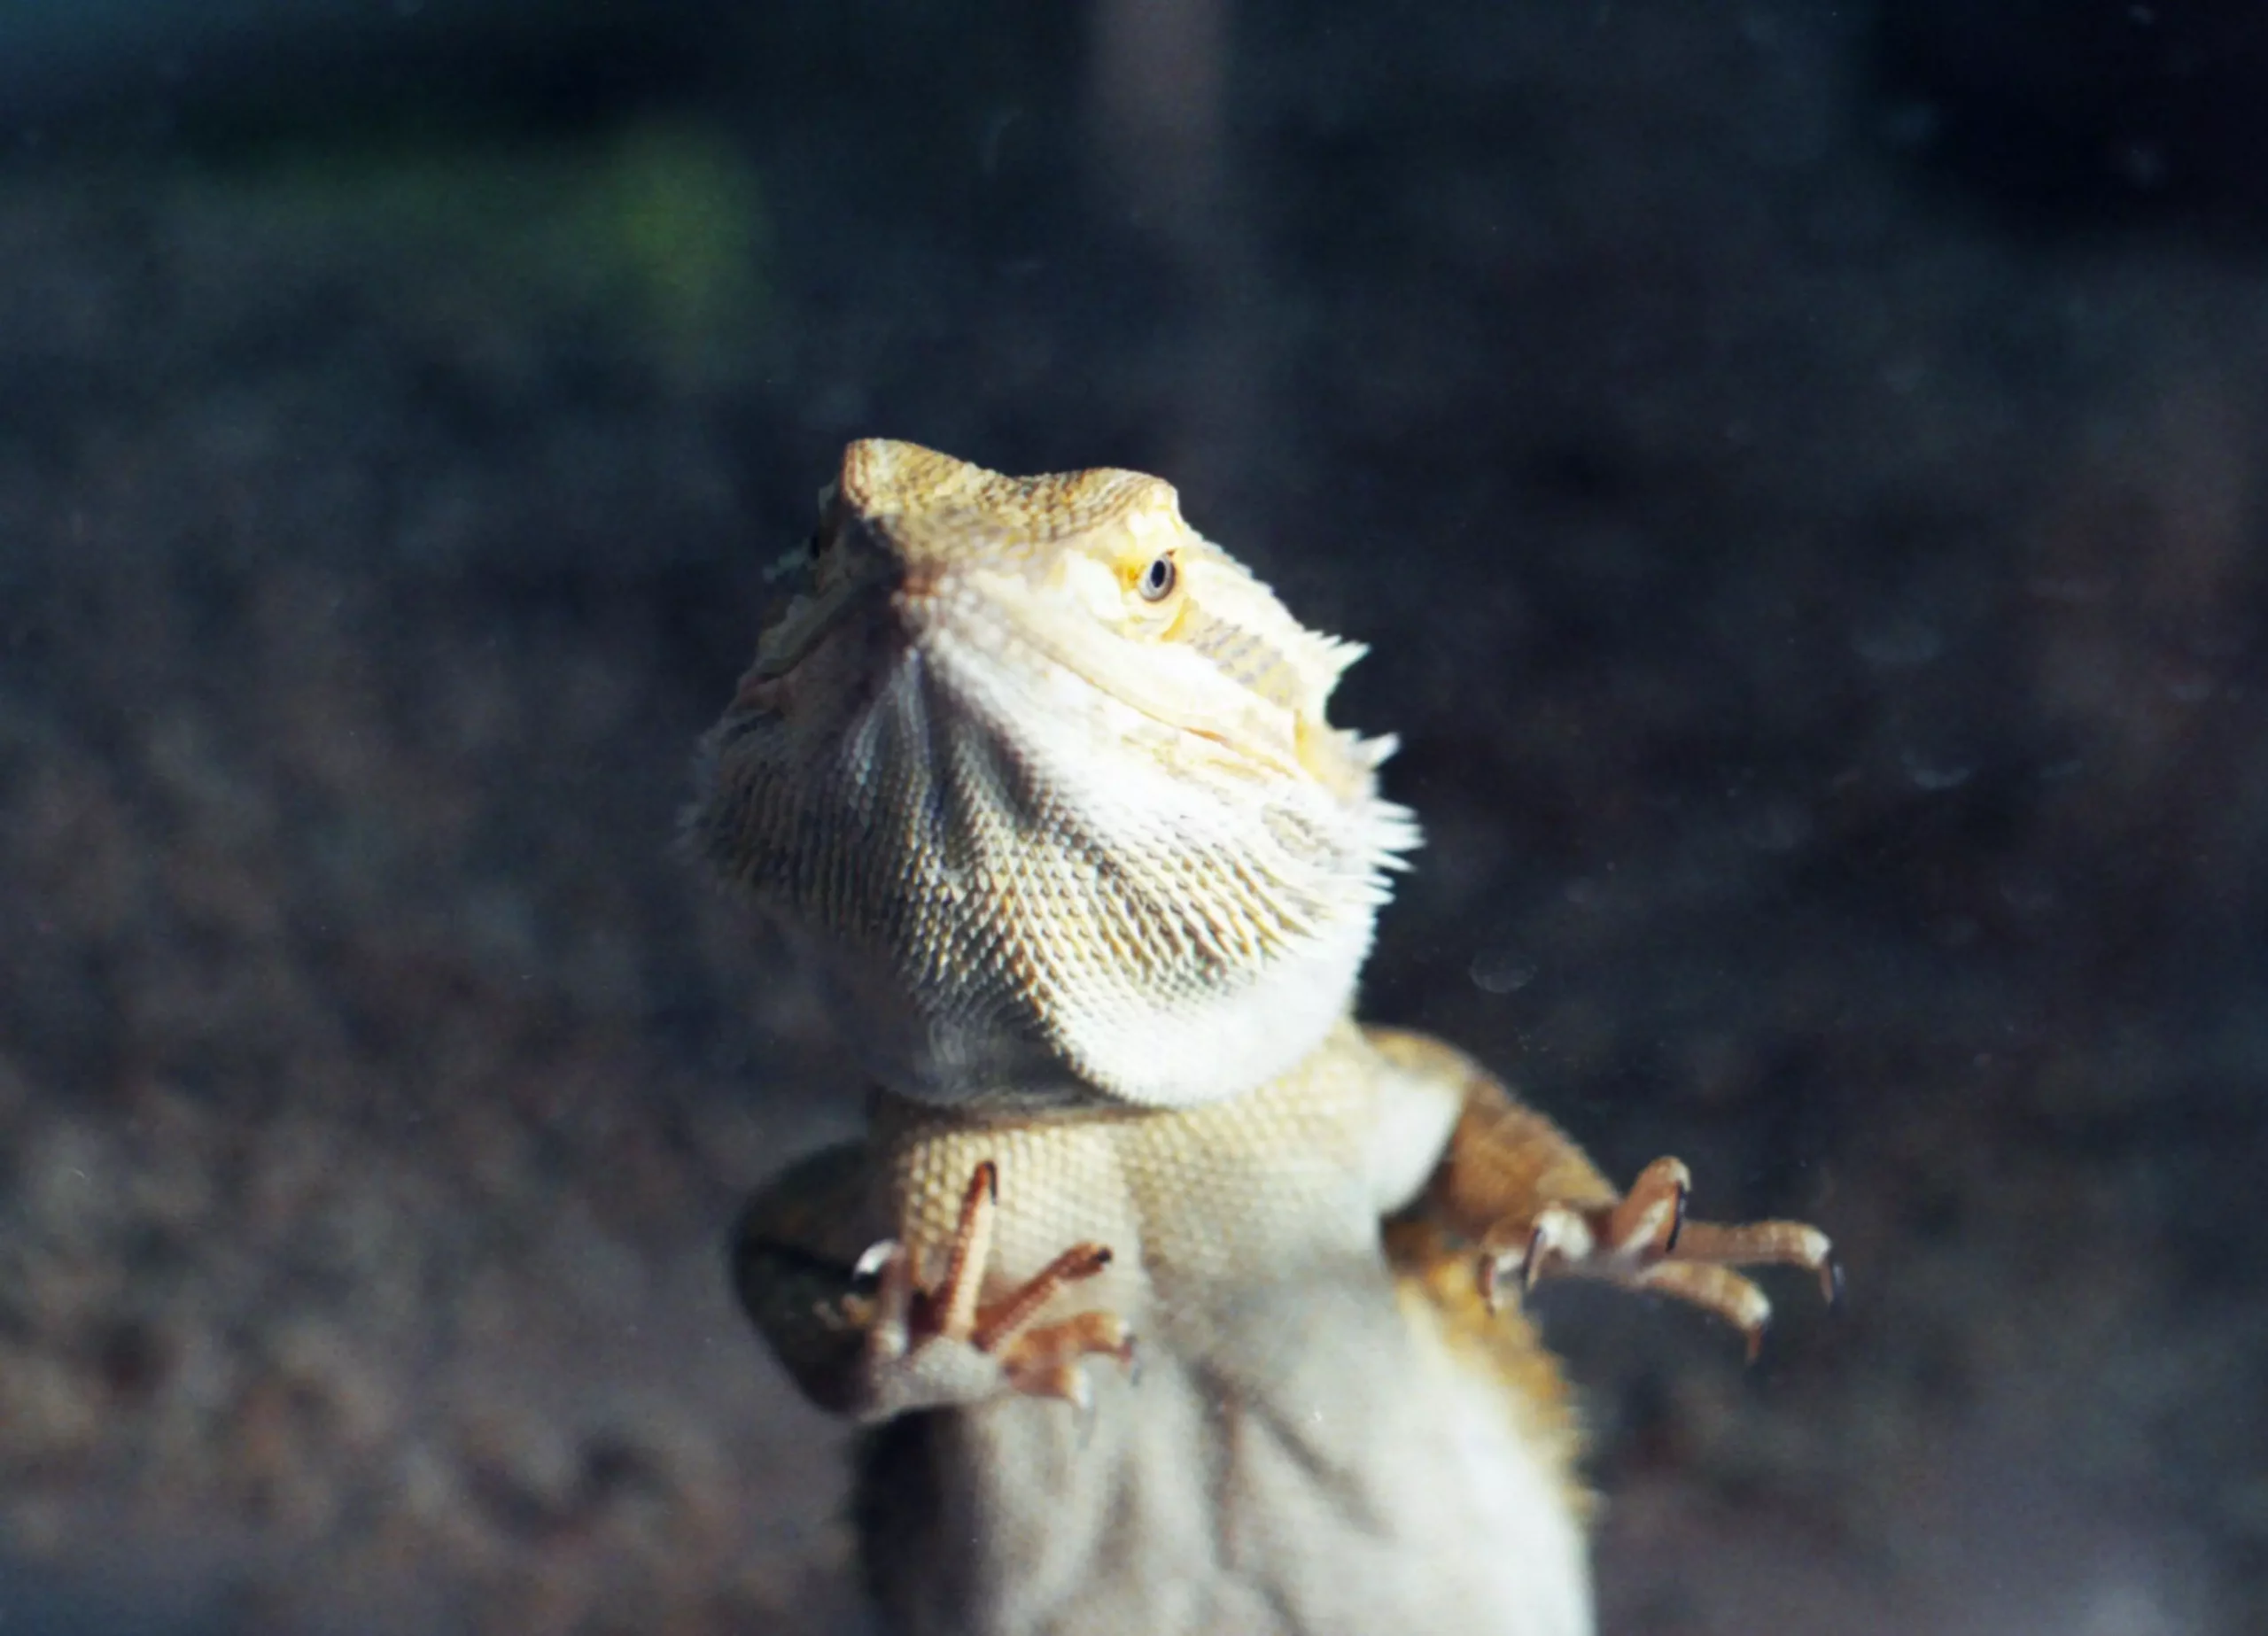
[734,536,902,704]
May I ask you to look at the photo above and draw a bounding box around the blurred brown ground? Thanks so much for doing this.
[1,3,2263,1632]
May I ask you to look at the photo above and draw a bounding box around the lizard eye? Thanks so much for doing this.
[1136,553,1178,602]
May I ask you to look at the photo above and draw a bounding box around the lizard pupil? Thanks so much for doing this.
[1138,554,1177,602]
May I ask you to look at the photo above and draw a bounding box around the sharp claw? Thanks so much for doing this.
[1665,1179,1689,1255]
[1744,1318,1767,1366]
[1068,1369,1101,1448]
[851,1238,900,1287]
[1822,1259,1845,1307]
[864,1241,913,1360]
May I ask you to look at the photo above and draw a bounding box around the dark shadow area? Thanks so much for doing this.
[1,2,2262,1632]
[1875,0,2268,236]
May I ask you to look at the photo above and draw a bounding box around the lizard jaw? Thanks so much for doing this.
[698,606,1414,1107]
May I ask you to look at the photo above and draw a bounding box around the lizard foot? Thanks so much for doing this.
[1480,1157,1837,1361]
[856,1159,1136,1414]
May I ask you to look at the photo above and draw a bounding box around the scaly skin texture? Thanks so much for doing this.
[697,442,1834,1636]
[694,438,1415,1110]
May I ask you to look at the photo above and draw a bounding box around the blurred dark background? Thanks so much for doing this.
[2,2,2263,1632]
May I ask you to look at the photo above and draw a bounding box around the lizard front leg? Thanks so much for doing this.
[734,1144,1135,1421]
[1367,1027,1837,1358]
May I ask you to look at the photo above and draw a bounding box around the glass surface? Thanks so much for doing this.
[2,4,2260,1632]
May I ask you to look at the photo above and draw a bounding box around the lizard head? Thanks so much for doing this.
[693,438,1418,1108]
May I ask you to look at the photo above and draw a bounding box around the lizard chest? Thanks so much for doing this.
[866,1026,1386,1352]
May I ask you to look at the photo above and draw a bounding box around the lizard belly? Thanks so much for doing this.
[855,1269,1589,1636]
[857,1031,1589,1636]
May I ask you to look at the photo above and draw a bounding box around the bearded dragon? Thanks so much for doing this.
[692,440,1834,1636]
